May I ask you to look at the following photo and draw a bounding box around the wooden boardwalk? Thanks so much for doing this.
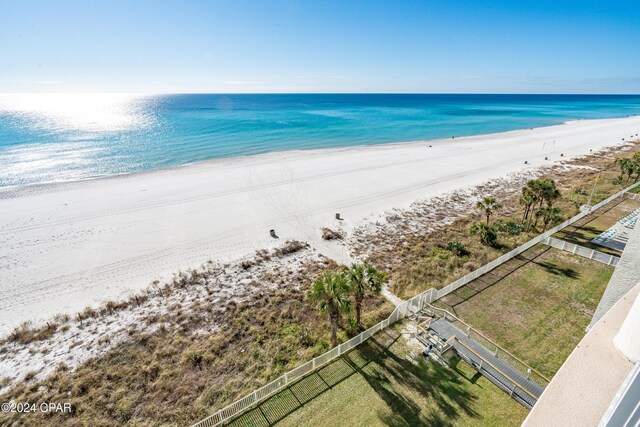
[429,318,544,409]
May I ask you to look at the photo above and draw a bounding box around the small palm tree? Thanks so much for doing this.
[616,158,635,182]
[633,153,640,182]
[476,197,503,224]
[308,272,352,347]
[520,187,535,222]
[345,263,387,326]
[535,206,563,231]
[470,222,498,246]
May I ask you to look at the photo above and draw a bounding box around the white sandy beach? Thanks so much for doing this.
[1,116,640,334]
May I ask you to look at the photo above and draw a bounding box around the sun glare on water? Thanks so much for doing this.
[0,93,155,187]
[0,93,150,133]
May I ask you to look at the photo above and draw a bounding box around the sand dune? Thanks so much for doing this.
[1,116,639,333]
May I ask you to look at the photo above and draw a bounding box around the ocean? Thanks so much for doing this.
[1,93,640,188]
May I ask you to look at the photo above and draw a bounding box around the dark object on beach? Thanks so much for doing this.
[451,136,455,139]
[622,138,625,141]
[429,145,432,147]
[524,160,528,164]
[335,213,341,220]
[545,156,548,160]
[590,149,593,153]
[269,229,278,238]
[560,153,564,157]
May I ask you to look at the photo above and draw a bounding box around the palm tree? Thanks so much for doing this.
[616,158,635,182]
[345,263,387,326]
[470,222,498,246]
[476,197,503,224]
[526,179,545,209]
[520,187,535,222]
[535,206,563,231]
[540,178,561,207]
[308,272,352,346]
[632,153,640,182]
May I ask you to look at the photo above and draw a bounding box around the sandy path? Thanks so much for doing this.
[1,116,639,333]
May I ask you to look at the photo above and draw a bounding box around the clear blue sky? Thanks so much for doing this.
[1,0,639,93]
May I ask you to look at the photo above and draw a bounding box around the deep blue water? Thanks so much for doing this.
[1,93,640,188]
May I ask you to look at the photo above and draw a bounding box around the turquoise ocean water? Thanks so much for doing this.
[1,93,640,188]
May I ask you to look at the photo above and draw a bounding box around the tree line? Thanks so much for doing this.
[469,178,564,247]
[615,152,640,183]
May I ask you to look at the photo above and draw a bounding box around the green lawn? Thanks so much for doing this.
[229,325,527,427]
[437,246,613,378]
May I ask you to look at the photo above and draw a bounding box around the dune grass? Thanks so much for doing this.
[0,260,393,427]
[365,143,639,300]
[436,246,613,378]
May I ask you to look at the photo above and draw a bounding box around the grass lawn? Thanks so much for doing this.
[229,325,528,427]
[552,197,640,256]
[436,246,613,378]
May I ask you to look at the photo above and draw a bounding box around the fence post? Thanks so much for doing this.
[284,372,288,386]
[590,250,595,260]
[609,255,614,266]
[252,390,257,405]
[338,343,342,356]
[312,357,316,369]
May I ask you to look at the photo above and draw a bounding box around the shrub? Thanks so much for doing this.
[445,241,469,256]
[498,221,524,236]
[431,247,452,259]
[321,227,344,240]
[469,222,498,247]
[184,350,204,368]
[273,240,308,257]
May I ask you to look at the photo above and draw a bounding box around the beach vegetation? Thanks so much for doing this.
[470,222,498,247]
[476,196,502,224]
[615,152,640,182]
[307,272,353,346]
[344,263,387,326]
[535,206,564,231]
[496,220,524,236]
[521,178,561,230]
[0,246,393,427]
[321,227,344,240]
[273,240,309,256]
[359,142,639,300]
[445,240,470,256]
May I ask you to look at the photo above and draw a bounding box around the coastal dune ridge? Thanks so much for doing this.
[1,115,640,334]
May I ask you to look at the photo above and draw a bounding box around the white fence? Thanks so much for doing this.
[543,236,620,266]
[191,181,640,427]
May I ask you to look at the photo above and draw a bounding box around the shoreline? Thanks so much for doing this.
[1,115,640,333]
[2,114,638,197]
